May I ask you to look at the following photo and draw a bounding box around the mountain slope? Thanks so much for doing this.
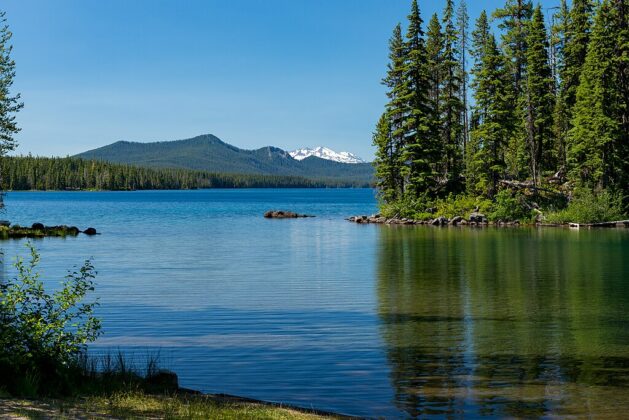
[76,134,374,184]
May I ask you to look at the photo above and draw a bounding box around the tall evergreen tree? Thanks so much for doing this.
[456,0,470,157]
[426,14,444,117]
[373,114,398,203]
[493,0,534,93]
[439,0,465,192]
[0,10,23,204]
[470,32,516,196]
[400,0,439,197]
[567,0,627,192]
[382,24,407,196]
[552,0,571,170]
[524,6,556,186]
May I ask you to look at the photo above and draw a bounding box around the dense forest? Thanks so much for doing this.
[373,0,628,223]
[0,156,370,190]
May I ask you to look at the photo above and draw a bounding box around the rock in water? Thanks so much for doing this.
[469,212,488,223]
[264,210,314,219]
[83,227,98,235]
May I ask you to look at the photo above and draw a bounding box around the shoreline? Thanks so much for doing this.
[347,214,629,229]
[0,390,357,420]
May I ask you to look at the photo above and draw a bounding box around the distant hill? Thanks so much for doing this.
[76,134,374,185]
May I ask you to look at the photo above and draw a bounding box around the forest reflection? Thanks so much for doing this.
[376,227,629,418]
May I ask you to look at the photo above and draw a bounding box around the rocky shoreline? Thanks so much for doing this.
[347,214,629,228]
[0,221,98,239]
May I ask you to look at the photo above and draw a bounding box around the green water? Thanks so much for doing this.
[377,226,629,417]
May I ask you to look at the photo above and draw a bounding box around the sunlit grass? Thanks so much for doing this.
[0,392,338,419]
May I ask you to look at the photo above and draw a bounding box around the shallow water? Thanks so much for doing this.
[2,189,629,418]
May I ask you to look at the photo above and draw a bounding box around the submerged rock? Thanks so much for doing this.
[264,210,314,219]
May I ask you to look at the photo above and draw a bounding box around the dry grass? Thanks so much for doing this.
[0,392,340,419]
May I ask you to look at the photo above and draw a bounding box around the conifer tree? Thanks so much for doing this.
[0,11,23,203]
[426,14,443,117]
[552,0,571,170]
[373,114,398,203]
[524,6,556,186]
[400,0,438,197]
[470,32,516,196]
[493,0,534,93]
[381,24,407,196]
[440,0,465,192]
[456,0,470,156]
[568,0,628,193]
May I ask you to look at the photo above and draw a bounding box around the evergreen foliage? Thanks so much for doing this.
[373,0,628,221]
[0,156,369,190]
[0,10,23,207]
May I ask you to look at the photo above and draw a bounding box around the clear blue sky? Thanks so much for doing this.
[4,0,559,161]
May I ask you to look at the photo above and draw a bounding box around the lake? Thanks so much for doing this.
[2,189,629,418]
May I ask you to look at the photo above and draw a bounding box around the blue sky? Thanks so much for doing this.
[4,0,559,160]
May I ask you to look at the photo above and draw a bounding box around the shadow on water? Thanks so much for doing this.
[376,226,629,418]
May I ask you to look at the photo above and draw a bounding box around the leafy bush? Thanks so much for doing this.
[379,194,433,220]
[489,190,535,222]
[545,188,625,224]
[0,243,101,396]
[434,194,492,219]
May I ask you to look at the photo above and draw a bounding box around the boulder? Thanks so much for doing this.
[469,212,488,223]
[449,216,464,225]
[264,210,314,219]
[431,216,448,226]
[83,227,97,235]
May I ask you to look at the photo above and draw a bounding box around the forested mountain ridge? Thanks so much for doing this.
[76,134,374,184]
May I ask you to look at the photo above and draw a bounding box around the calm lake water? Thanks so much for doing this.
[2,189,629,418]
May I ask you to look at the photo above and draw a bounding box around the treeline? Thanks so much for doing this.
[374,0,628,216]
[1,156,369,190]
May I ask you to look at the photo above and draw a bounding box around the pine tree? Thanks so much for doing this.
[426,14,443,117]
[493,0,534,93]
[400,0,438,197]
[373,114,398,203]
[552,0,571,170]
[382,24,407,197]
[470,32,516,197]
[439,0,465,193]
[567,0,626,192]
[524,6,556,186]
[0,10,23,203]
[456,0,470,157]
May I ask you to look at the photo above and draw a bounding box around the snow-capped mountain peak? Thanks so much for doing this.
[289,146,365,164]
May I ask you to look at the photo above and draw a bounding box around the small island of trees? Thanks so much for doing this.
[373,0,628,224]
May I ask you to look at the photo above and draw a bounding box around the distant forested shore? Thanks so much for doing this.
[1,156,371,190]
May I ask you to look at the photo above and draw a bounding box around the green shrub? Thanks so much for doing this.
[0,243,101,396]
[379,194,433,220]
[545,188,625,224]
[434,194,492,219]
[489,190,535,222]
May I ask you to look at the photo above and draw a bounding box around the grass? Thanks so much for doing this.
[0,391,339,419]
